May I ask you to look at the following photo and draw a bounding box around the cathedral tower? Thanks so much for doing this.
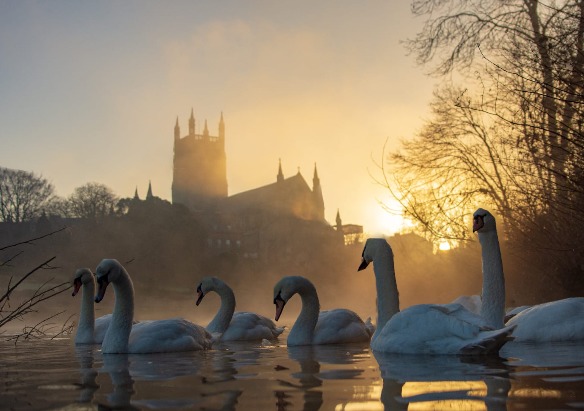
[172,109,228,210]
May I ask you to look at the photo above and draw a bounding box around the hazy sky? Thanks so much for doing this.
[0,1,436,234]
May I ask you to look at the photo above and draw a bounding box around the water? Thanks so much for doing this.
[1,333,583,410]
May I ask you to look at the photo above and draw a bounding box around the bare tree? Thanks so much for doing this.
[390,0,584,227]
[383,0,584,295]
[67,182,119,219]
[0,228,72,341]
[0,167,55,223]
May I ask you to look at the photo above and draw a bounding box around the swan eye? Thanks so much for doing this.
[196,284,202,293]
[274,291,284,305]
[96,274,109,286]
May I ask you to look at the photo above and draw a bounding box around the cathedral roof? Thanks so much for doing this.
[219,173,325,221]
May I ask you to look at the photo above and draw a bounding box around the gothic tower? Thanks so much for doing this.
[312,163,325,220]
[172,109,228,210]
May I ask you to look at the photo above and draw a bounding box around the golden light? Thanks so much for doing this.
[438,241,451,251]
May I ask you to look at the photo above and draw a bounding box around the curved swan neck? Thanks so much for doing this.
[102,268,134,353]
[372,246,400,336]
[206,283,236,334]
[289,281,320,345]
[479,230,506,329]
[76,280,96,342]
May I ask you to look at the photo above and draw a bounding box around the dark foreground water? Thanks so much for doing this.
[1,333,583,410]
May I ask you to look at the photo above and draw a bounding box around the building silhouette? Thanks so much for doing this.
[166,108,348,257]
[172,109,227,210]
[171,109,326,221]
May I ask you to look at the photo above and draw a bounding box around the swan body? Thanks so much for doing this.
[72,268,112,344]
[359,238,514,355]
[273,276,374,346]
[449,295,530,322]
[94,259,212,354]
[196,276,284,341]
[451,295,482,315]
[505,298,584,342]
[474,209,584,342]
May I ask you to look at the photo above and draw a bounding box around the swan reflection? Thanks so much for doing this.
[277,344,370,411]
[95,350,241,410]
[100,354,137,410]
[374,351,510,411]
[74,346,99,404]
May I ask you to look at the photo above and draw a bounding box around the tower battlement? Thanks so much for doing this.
[171,109,228,210]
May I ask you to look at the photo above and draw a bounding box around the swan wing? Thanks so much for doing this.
[128,318,213,353]
[450,295,482,315]
[372,304,509,355]
[312,309,372,344]
[506,297,584,342]
[220,311,284,341]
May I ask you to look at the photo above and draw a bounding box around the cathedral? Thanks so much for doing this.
[167,108,361,255]
[171,109,326,222]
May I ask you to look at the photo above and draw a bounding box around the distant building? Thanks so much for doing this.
[172,109,228,210]
[170,109,325,223]
[132,108,360,257]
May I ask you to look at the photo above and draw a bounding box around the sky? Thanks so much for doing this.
[0,1,436,235]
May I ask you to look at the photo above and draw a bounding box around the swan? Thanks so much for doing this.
[94,259,213,354]
[272,275,375,346]
[358,238,514,355]
[195,276,284,341]
[71,268,112,344]
[474,209,584,342]
[449,295,530,323]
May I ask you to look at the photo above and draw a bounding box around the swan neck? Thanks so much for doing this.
[206,285,236,334]
[75,280,96,342]
[372,247,400,336]
[102,270,134,353]
[479,231,506,329]
[289,284,320,345]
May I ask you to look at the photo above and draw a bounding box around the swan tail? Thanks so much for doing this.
[364,317,376,337]
[273,326,286,337]
[459,325,516,356]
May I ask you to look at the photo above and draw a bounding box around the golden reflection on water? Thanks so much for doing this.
[402,380,487,397]
[404,381,487,410]
[334,384,383,411]
[511,388,562,398]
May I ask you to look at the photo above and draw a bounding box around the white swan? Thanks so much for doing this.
[94,259,212,354]
[71,268,112,344]
[195,276,284,341]
[273,275,375,346]
[358,238,514,355]
[474,208,584,342]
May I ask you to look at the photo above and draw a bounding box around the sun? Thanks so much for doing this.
[438,241,451,251]
[364,200,412,236]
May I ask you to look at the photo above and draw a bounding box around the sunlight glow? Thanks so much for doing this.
[438,241,451,251]
[364,199,412,236]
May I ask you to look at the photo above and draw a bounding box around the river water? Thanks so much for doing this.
[1,333,583,410]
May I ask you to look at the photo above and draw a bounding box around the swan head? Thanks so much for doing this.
[195,276,224,306]
[94,259,123,303]
[273,276,315,321]
[472,208,496,233]
[71,268,93,297]
[358,238,392,271]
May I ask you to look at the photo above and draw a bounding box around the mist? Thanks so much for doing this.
[1,208,547,335]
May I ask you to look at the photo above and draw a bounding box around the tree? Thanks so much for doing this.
[384,0,584,296]
[0,167,55,223]
[402,0,584,217]
[67,182,119,219]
